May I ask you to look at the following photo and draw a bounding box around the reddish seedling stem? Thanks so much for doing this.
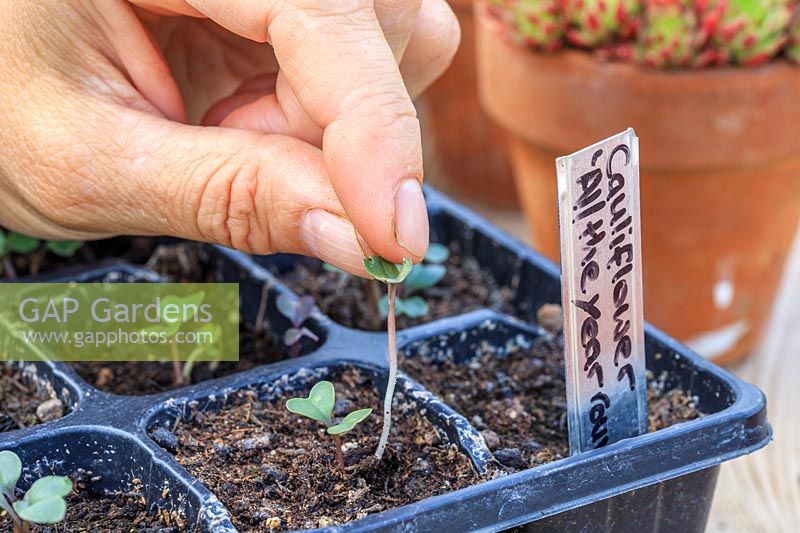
[172,361,184,387]
[332,434,346,471]
[13,518,29,533]
[3,493,27,533]
[2,257,17,280]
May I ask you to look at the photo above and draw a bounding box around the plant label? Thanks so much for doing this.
[556,128,648,455]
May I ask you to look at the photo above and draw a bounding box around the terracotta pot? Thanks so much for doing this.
[418,0,517,207]
[475,3,800,365]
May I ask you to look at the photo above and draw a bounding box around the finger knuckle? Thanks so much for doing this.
[289,0,374,18]
[351,87,419,130]
[195,158,273,255]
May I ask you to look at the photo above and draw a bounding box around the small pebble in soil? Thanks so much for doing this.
[1,364,64,432]
[536,303,564,335]
[35,398,64,422]
[260,466,287,484]
[494,448,525,469]
[480,429,501,450]
[151,427,180,453]
[239,433,271,451]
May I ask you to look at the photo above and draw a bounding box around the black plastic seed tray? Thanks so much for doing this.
[0,188,770,532]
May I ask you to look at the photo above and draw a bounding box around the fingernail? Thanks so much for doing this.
[394,179,429,259]
[301,210,368,276]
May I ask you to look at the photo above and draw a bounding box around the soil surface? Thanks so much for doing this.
[0,246,91,280]
[403,336,702,471]
[276,247,516,331]
[161,368,480,530]
[0,236,153,280]
[0,365,63,433]
[70,241,289,395]
[70,326,286,396]
[2,469,185,532]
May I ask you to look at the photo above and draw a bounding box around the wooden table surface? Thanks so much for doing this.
[459,195,800,533]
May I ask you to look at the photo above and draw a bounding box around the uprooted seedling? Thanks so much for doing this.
[0,450,72,533]
[286,381,372,470]
[324,243,450,325]
[0,229,83,279]
[276,294,319,357]
[377,243,450,319]
[362,255,413,461]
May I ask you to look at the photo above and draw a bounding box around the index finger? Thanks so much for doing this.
[184,0,429,262]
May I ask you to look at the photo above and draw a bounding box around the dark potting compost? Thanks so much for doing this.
[9,470,185,533]
[403,336,701,471]
[161,368,479,531]
[70,241,289,395]
[0,365,64,433]
[275,247,516,331]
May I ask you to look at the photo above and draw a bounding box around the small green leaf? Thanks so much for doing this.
[0,230,8,257]
[327,408,373,435]
[295,296,315,323]
[13,475,72,524]
[278,295,315,326]
[8,232,40,255]
[0,450,22,493]
[424,243,450,264]
[25,476,72,500]
[46,240,83,258]
[286,381,335,425]
[14,496,67,525]
[404,264,446,294]
[398,296,429,318]
[363,256,413,284]
[154,291,205,337]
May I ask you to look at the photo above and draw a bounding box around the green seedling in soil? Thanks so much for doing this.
[276,294,319,357]
[181,322,223,384]
[0,229,82,279]
[286,381,372,470]
[377,243,449,319]
[362,255,413,461]
[0,450,72,533]
[144,291,211,386]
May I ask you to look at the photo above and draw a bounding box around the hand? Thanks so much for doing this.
[0,0,459,276]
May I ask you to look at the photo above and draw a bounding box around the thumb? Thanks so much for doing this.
[184,0,430,264]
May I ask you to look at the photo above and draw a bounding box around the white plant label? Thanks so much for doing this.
[556,128,647,455]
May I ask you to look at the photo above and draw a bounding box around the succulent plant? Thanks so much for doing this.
[562,0,642,47]
[787,8,800,63]
[706,0,793,65]
[488,0,566,51]
[636,0,706,67]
